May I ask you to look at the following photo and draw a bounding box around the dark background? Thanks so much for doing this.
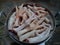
[0,0,60,45]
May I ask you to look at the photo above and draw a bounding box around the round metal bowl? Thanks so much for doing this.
[5,3,60,45]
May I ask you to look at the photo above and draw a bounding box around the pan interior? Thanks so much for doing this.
[7,4,54,44]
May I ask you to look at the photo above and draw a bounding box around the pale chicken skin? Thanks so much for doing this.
[8,4,52,43]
